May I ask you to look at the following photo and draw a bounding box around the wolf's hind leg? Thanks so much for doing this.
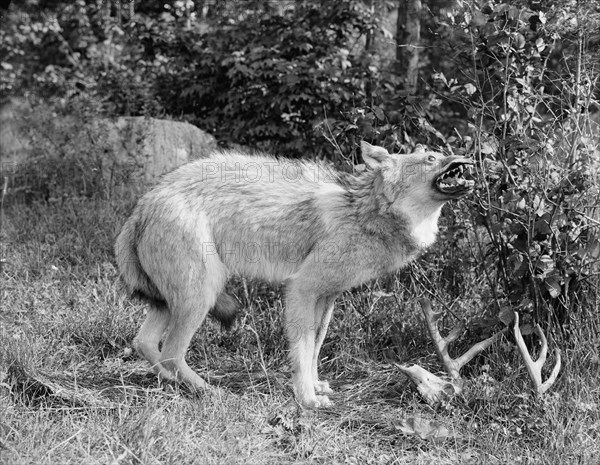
[312,295,337,395]
[159,292,215,392]
[134,303,174,382]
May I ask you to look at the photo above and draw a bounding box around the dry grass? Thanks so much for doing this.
[1,198,599,465]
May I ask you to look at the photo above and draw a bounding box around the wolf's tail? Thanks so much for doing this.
[114,212,239,329]
[115,212,164,302]
[211,293,240,330]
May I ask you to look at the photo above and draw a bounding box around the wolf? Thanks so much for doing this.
[115,141,474,408]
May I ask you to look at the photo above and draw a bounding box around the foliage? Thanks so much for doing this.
[436,0,600,327]
[0,0,166,114]
[1,0,599,333]
[1,0,440,162]
[154,1,388,159]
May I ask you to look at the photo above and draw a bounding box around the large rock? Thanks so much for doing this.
[0,98,217,186]
[98,116,218,184]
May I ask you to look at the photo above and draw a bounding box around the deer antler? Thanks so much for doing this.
[513,312,561,395]
[399,298,506,404]
[420,298,506,379]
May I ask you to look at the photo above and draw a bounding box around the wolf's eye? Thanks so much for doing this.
[427,155,436,162]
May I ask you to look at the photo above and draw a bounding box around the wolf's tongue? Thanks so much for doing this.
[438,169,459,186]
[443,176,464,186]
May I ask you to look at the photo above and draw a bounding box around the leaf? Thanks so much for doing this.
[535,38,545,52]
[534,219,552,236]
[464,83,477,95]
[535,255,554,277]
[498,306,515,326]
[470,10,487,27]
[545,278,561,298]
[509,253,527,278]
[395,417,457,443]
[433,72,448,87]
[429,96,443,107]
[533,194,546,216]
[373,106,385,121]
[480,135,499,154]
[586,237,600,259]
[513,33,526,49]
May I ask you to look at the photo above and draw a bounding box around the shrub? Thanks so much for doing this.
[437,1,600,329]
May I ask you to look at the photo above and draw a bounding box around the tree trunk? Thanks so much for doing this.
[116,0,122,25]
[102,0,110,24]
[196,0,206,20]
[396,0,422,95]
[184,0,191,29]
[365,0,374,52]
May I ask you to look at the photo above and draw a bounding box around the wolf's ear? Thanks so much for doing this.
[361,141,390,169]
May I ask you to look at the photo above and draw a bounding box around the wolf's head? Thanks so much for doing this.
[359,141,475,247]
[361,141,475,205]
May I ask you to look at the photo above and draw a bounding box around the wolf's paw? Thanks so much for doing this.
[315,395,334,408]
[206,384,228,400]
[300,394,334,409]
[155,366,177,384]
[314,380,334,395]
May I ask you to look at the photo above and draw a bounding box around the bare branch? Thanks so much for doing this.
[420,298,506,379]
[513,312,562,395]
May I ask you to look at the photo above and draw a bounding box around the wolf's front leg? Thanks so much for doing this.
[286,286,333,408]
[312,295,337,395]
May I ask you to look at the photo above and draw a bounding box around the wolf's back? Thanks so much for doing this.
[115,149,342,300]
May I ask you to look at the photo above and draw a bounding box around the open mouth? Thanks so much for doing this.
[434,160,475,197]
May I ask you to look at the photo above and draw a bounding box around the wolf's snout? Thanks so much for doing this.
[434,158,475,197]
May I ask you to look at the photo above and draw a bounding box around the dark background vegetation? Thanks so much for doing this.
[3,0,598,341]
[1,1,599,462]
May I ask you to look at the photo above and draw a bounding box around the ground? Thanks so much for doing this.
[1,200,599,465]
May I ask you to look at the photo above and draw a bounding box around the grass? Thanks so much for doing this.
[1,196,599,465]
